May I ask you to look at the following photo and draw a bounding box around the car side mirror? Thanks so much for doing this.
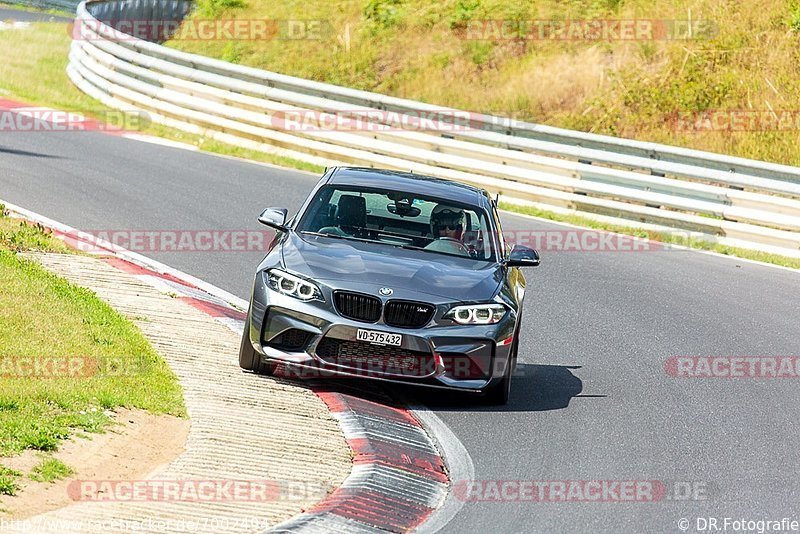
[505,245,540,267]
[258,207,288,231]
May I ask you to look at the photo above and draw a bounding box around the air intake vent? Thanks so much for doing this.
[266,328,311,351]
[384,300,435,328]
[316,337,434,377]
[333,291,382,322]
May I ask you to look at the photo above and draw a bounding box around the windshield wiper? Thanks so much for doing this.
[395,243,426,252]
[302,230,410,248]
[301,230,381,246]
[300,230,346,239]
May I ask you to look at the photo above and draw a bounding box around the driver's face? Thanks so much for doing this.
[437,218,461,238]
[439,226,458,238]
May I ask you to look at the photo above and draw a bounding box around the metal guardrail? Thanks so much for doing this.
[66,0,800,257]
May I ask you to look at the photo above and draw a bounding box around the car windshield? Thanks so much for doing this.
[296,185,497,262]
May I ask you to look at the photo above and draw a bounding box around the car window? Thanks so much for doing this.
[297,185,497,261]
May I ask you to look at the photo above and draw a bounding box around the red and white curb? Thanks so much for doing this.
[1,199,464,533]
[273,390,449,532]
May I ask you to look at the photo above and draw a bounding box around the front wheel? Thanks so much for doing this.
[239,316,275,376]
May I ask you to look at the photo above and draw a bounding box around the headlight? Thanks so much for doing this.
[445,304,507,325]
[266,269,322,301]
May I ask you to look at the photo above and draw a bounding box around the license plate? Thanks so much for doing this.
[356,329,402,346]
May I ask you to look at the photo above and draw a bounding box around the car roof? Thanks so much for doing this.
[326,167,490,207]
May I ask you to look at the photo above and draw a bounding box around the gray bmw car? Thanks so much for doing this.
[239,167,539,404]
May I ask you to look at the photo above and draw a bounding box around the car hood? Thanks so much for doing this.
[281,232,503,302]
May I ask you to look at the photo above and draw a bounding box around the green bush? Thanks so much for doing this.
[364,0,405,31]
[450,0,482,29]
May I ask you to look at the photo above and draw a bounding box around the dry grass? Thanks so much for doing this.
[168,0,800,165]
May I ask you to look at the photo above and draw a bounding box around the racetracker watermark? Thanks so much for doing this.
[271,354,497,380]
[61,230,279,253]
[269,109,492,132]
[0,109,150,132]
[0,355,150,378]
[59,228,687,254]
[453,480,707,502]
[669,110,800,132]
[456,19,718,41]
[665,356,800,378]
[70,18,333,41]
[67,479,330,502]
[492,230,672,252]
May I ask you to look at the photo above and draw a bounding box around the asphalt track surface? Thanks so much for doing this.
[2,121,800,533]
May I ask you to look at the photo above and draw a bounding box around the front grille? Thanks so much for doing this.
[333,291,382,323]
[266,328,312,351]
[384,300,435,328]
[316,338,434,377]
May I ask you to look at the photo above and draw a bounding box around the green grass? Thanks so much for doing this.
[500,201,800,270]
[0,466,21,496]
[0,208,185,470]
[0,22,322,174]
[0,217,72,254]
[28,456,73,483]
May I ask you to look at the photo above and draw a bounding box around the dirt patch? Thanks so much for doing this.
[0,408,189,519]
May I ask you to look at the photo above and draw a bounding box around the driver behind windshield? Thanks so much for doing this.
[425,204,468,256]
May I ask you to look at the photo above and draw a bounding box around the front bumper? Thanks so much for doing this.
[246,275,517,392]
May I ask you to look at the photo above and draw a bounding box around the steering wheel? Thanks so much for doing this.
[438,237,470,255]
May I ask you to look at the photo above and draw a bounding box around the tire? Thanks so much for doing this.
[483,350,514,406]
[239,316,275,376]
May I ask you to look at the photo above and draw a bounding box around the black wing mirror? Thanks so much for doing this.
[505,245,540,267]
[258,207,288,231]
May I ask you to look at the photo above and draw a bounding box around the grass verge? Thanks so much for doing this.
[0,21,323,174]
[0,2,72,17]
[0,216,72,254]
[0,205,185,494]
[169,0,800,167]
[500,201,800,270]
